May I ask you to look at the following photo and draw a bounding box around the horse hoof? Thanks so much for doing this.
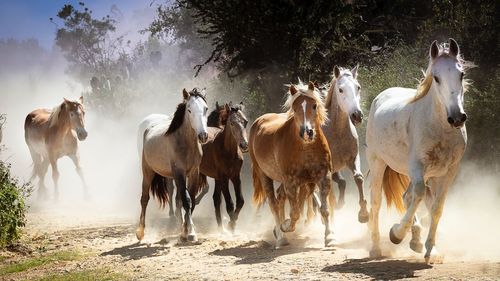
[228,221,236,233]
[280,219,294,233]
[187,234,198,242]
[136,228,145,241]
[410,240,424,253]
[389,225,403,244]
[325,233,335,247]
[358,210,369,224]
[335,200,345,210]
[369,247,382,258]
[276,238,289,248]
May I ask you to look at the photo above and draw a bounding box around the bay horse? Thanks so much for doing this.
[366,39,471,262]
[322,65,369,223]
[137,88,208,242]
[197,102,249,232]
[24,97,88,197]
[250,81,334,248]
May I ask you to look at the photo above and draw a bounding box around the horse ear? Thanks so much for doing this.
[430,40,439,60]
[351,64,359,79]
[239,101,245,111]
[449,38,459,57]
[78,96,84,104]
[182,88,189,100]
[63,97,70,103]
[215,101,220,109]
[224,103,230,112]
[289,85,297,96]
[308,81,315,91]
[334,66,341,78]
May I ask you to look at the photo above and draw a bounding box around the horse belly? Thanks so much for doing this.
[29,140,49,158]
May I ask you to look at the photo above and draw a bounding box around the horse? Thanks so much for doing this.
[197,102,249,232]
[136,88,209,242]
[321,65,369,223]
[250,81,334,248]
[366,39,471,262]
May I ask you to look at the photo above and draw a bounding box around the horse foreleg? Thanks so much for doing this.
[49,156,60,200]
[367,157,386,257]
[404,188,424,253]
[136,170,154,241]
[424,166,457,263]
[332,172,346,210]
[319,172,335,247]
[390,161,425,247]
[175,173,197,242]
[221,179,235,232]
[350,155,368,223]
[213,180,223,231]
[69,154,89,199]
[231,176,245,232]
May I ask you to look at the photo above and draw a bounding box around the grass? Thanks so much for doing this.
[0,250,82,276]
[36,269,127,281]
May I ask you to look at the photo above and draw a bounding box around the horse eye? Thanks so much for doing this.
[358,86,361,91]
[312,104,317,110]
[460,72,464,80]
[434,76,440,84]
[187,109,191,113]
[339,88,343,93]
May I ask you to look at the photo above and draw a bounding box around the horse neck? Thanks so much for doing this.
[221,122,238,153]
[327,89,351,131]
[177,113,199,145]
[50,108,71,134]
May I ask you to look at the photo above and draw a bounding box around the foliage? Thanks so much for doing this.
[0,158,32,248]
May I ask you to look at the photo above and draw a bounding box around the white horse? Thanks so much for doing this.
[366,38,471,262]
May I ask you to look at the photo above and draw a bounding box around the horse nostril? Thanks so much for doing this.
[447,117,454,125]
[461,113,467,122]
[307,128,314,137]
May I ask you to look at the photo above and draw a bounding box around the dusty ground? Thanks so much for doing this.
[2,201,499,281]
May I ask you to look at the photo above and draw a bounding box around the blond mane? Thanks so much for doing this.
[282,80,328,125]
[412,43,474,103]
[48,102,65,128]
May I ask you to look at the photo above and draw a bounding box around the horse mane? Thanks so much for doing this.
[324,67,354,109]
[165,102,187,135]
[165,88,207,135]
[282,80,328,125]
[207,108,222,127]
[48,101,66,128]
[412,43,474,103]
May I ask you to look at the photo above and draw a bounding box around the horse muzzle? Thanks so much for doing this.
[447,113,467,128]
[350,110,363,126]
[239,141,249,153]
[300,127,315,142]
[198,132,209,144]
[77,129,88,141]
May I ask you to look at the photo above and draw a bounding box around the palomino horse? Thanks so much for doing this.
[322,65,369,223]
[366,39,471,262]
[137,88,208,242]
[198,102,249,232]
[250,81,334,247]
[24,97,88,197]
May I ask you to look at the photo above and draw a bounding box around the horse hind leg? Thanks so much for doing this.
[230,176,244,232]
[166,178,175,217]
[213,180,223,232]
[333,172,346,210]
[221,179,235,232]
[367,157,387,257]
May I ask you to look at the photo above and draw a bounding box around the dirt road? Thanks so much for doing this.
[1,202,499,281]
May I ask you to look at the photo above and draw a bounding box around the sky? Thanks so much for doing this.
[0,0,156,50]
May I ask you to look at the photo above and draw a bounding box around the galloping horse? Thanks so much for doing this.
[322,65,368,223]
[250,81,334,247]
[137,88,208,242]
[24,97,88,197]
[366,39,471,262]
[198,102,249,232]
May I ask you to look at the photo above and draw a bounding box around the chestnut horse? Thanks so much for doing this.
[24,97,88,198]
[250,81,334,248]
[137,88,208,242]
[197,102,249,232]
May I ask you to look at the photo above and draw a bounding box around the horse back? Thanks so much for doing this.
[24,108,51,148]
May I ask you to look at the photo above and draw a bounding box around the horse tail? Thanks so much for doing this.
[382,167,409,213]
[252,164,266,208]
[150,173,169,208]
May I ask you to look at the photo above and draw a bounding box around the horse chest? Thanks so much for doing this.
[421,136,466,177]
[284,148,330,183]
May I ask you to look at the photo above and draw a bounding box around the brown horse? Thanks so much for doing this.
[137,88,208,242]
[250,81,334,247]
[197,102,249,232]
[24,97,88,198]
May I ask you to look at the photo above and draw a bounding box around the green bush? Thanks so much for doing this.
[0,159,32,248]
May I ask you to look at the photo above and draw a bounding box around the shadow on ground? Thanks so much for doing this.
[322,258,432,280]
[210,239,322,265]
[101,241,170,260]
